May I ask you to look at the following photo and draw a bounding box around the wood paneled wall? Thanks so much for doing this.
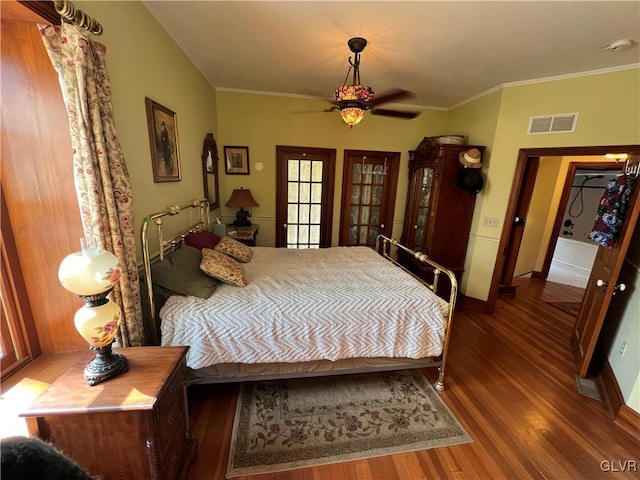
[1,9,87,354]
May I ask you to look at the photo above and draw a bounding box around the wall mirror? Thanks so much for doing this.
[202,133,220,210]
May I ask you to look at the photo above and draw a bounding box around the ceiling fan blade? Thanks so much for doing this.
[371,88,414,106]
[371,108,420,119]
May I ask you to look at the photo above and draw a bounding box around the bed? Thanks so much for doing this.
[141,200,458,391]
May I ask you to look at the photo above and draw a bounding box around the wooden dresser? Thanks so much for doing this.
[19,346,197,480]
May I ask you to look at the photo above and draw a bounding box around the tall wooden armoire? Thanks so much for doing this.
[399,137,485,297]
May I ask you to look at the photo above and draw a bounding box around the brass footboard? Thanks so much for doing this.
[376,235,457,392]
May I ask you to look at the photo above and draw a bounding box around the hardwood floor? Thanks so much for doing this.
[186,278,639,480]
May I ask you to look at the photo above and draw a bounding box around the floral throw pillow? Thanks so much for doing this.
[200,248,247,287]
[215,236,253,263]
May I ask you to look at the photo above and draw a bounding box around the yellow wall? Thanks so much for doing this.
[76,1,218,255]
[76,2,639,302]
[215,91,448,246]
[451,68,640,299]
[45,2,640,412]
[514,157,562,276]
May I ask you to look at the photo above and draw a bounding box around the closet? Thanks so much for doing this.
[399,137,485,297]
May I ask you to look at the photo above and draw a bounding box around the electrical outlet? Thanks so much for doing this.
[619,341,628,357]
[483,217,499,228]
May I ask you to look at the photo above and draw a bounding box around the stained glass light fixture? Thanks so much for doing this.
[330,38,419,127]
[333,37,374,127]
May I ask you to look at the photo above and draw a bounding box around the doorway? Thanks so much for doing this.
[490,146,636,311]
[338,149,400,247]
[489,145,640,377]
[275,145,336,248]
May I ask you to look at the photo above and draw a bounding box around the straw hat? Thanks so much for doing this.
[459,148,482,169]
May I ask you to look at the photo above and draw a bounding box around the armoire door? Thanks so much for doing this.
[339,150,400,247]
[406,165,435,252]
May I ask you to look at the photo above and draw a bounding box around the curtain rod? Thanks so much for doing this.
[54,0,103,35]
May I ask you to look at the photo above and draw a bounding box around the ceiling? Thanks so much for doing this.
[143,1,640,110]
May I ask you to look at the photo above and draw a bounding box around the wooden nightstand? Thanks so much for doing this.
[227,223,258,246]
[19,346,197,480]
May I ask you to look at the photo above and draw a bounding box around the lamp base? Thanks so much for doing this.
[233,207,252,227]
[84,343,129,386]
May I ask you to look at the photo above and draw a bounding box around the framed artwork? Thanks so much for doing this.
[224,146,250,175]
[145,97,181,182]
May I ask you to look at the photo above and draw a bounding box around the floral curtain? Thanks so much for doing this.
[39,23,144,346]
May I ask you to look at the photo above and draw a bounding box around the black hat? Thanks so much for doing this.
[456,168,484,194]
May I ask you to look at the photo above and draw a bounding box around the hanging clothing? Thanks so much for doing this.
[588,174,636,248]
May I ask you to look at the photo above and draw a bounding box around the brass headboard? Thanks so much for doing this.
[140,199,210,344]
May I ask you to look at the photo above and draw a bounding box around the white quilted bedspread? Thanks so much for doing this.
[160,246,449,370]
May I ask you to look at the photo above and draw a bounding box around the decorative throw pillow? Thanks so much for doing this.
[200,248,247,287]
[214,236,253,263]
[150,245,217,298]
[184,230,221,250]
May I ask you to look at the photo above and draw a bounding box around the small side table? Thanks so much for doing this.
[227,223,258,246]
[19,346,197,480]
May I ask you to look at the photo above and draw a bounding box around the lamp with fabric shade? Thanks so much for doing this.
[58,239,128,386]
[226,188,259,227]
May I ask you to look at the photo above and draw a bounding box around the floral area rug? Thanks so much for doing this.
[226,370,473,478]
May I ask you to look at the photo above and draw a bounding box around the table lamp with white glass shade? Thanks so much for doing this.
[58,239,129,386]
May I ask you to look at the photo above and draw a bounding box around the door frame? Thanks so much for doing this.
[498,156,539,293]
[338,149,400,247]
[535,161,624,281]
[488,145,639,313]
[275,145,336,248]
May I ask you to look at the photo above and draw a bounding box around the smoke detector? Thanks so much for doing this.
[604,39,633,52]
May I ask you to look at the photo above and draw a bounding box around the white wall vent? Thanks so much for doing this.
[527,113,578,134]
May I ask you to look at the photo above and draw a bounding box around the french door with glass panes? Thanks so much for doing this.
[275,146,336,248]
[339,150,400,247]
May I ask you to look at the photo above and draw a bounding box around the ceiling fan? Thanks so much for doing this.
[328,37,420,127]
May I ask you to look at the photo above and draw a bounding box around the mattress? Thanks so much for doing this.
[160,246,449,370]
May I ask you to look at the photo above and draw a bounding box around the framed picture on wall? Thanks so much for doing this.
[145,97,181,182]
[224,146,250,175]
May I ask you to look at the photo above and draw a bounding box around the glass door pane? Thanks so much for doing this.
[276,146,335,248]
[413,167,433,251]
[286,158,323,248]
[341,152,398,248]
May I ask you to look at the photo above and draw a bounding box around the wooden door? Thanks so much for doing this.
[572,155,640,377]
[339,150,399,247]
[275,146,336,248]
[499,157,539,292]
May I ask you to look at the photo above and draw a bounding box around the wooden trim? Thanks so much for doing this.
[486,149,531,313]
[598,358,625,416]
[457,293,490,313]
[339,149,400,247]
[539,161,623,279]
[274,145,336,248]
[487,145,640,313]
[599,359,640,440]
[0,189,42,374]
[16,1,60,24]
[616,405,640,440]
